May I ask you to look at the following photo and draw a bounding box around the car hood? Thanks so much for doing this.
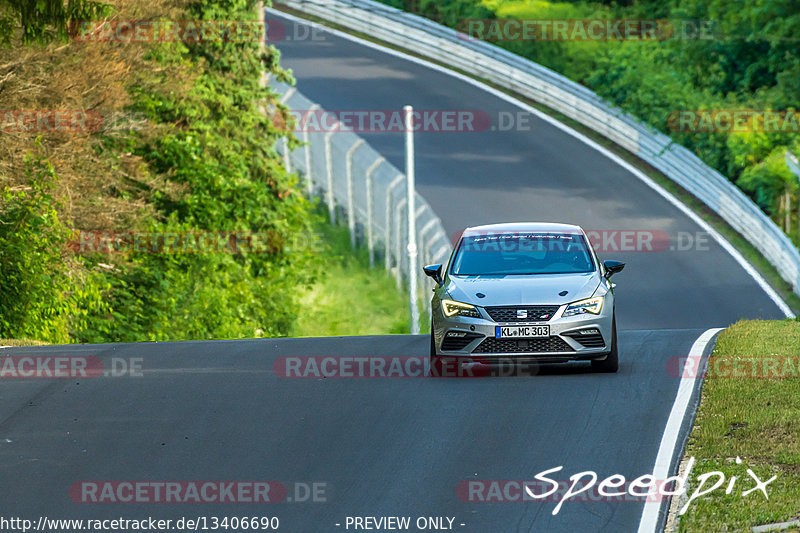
[445,272,602,307]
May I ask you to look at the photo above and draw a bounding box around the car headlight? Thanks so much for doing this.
[563,296,604,317]
[441,299,481,318]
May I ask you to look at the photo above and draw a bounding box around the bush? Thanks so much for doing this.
[75,0,320,341]
[0,155,106,343]
[1,0,321,343]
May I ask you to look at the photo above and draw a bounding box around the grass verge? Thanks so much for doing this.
[273,3,800,314]
[292,216,411,337]
[0,338,49,346]
[676,320,800,531]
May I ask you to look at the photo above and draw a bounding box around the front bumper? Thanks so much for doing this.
[432,301,613,362]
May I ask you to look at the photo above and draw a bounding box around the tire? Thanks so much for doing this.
[430,329,438,357]
[591,315,618,373]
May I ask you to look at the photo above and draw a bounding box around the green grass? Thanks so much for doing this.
[676,320,800,532]
[0,338,49,346]
[291,218,412,337]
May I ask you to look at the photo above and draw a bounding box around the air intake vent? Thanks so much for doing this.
[473,336,573,354]
[441,332,483,351]
[485,306,560,322]
[562,330,606,348]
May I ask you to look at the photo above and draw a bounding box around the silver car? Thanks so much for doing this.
[423,223,624,373]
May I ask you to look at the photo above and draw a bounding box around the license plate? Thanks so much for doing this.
[495,325,550,338]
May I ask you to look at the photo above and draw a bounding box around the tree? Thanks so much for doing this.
[0,0,110,46]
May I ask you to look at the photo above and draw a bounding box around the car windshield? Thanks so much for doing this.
[451,232,595,275]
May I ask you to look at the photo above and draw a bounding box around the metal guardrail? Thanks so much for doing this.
[277,0,800,298]
[270,82,453,324]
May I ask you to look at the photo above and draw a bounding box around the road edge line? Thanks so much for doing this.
[637,327,724,533]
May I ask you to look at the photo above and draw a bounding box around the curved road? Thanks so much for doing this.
[270,11,784,330]
[0,9,788,533]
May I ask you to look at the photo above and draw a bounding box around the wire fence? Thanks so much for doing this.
[270,82,453,329]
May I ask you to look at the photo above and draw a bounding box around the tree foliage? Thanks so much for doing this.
[76,0,318,342]
[0,0,319,342]
[0,155,107,342]
[384,0,800,227]
[0,0,111,46]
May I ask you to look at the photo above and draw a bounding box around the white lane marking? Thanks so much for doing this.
[269,8,793,318]
[637,327,724,533]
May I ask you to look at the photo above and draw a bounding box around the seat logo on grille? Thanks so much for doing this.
[516,309,527,319]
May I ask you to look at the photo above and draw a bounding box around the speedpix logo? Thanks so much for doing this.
[459,458,776,515]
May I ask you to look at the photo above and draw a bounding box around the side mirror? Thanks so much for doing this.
[423,264,444,286]
[603,260,626,279]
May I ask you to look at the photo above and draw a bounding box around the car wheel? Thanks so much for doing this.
[430,327,438,357]
[591,315,618,373]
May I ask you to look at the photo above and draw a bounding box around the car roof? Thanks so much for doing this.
[462,222,583,235]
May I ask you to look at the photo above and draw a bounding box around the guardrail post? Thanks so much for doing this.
[420,226,439,326]
[278,88,296,176]
[345,139,365,248]
[419,218,438,262]
[395,197,407,290]
[787,152,800,242]
[324,130,336,224]
[432,243,449,265]
[786,187,791,235]
[303,104,319,197]
[282,138,291,174]
[385,174,404,272]
[365,157,384,267]
[410,203,426,330]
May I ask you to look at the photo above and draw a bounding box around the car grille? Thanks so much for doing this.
[473,336,573,354]
[562,331,606,348]
[484,305,560,322]
[441,332,483,351]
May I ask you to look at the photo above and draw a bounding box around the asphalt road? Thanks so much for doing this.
[0,10,789,533]
[3,332,706,532]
